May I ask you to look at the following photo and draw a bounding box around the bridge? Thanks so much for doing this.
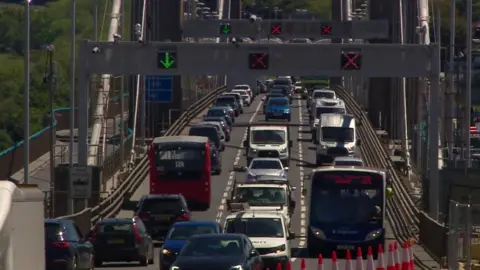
[0,0,472,268]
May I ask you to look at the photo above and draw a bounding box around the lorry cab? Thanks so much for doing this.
[315,113,357,165]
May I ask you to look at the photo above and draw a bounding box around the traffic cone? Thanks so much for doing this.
[366,246,375,270]
[356,247,364,270]
[376,244,386,270]
[393,242,401,270]
[301,258,306,270]
[408,239,415,270]
[277,262,282,270]
[387,243,395,270]
[287,260,292,270]
[317,254,324,270]
[402,241,411,270]
[345,249,353,270]
[332,251,339,270]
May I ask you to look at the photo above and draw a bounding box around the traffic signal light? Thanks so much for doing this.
[341,52,362,70]
[270,23,282,35]
[248,53,269,70]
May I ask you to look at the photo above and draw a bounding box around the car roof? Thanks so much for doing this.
[172,221,218,227]
[333,156,363,162]
[208,107,226,111]
[98,218,134,224]
[313,89,335,93]
[312,166,386,174]
[251,157,282,162]
[153,135,208,144]
[225,210,284,219]
[190,124,217,130]
[269,97,289,101]
[142,194,185,200]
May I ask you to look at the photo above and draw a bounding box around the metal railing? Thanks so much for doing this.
[56,85,227,234]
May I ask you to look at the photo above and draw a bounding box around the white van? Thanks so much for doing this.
[244,124,292,166]
[315,113,358,165]
[310,98,346,142]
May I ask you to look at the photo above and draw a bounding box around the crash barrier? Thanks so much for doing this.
[268,241,415,270]
[56,85,228,235]
[331,85,431,269]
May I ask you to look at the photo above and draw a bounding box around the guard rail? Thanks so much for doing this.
[56,85,228,234]
[332,85,432,269]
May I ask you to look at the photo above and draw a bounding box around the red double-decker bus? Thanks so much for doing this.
[149,136,211,211]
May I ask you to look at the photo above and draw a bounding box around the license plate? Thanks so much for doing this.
[153,215,171,221]
[107,239,124,244]
[337,245,354,250]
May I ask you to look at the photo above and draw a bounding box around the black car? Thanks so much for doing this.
[216,96,240,116]
[189,124,224,151]
[170,234,263,270]
[45,219,94,270]
[135,194,191,241]
[88,217,154,266]
[270,85,292,103]
[206,107,234,124]
[209,141,222,175]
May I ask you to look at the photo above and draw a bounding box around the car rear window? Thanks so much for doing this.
[140,198,184,214]
[98,223,133,233]
[45,223,62,242]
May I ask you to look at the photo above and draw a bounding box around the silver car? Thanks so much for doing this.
[239,158,288,182]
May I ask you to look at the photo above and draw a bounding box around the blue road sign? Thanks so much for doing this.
[145,75,173,103]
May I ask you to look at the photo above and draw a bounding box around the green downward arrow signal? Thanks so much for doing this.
[160,52,175,69]
[221,24,231,34]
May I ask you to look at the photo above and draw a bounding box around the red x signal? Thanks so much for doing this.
[342,53,361,69]
[321,24,332,35]
[270,24,282,35]
[251,53,268,68]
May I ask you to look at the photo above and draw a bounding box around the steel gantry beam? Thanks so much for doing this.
[182,19,390,39]
[78,41,439,77]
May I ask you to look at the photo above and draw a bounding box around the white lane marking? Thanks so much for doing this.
[215,100,263,223]
[292,97,306,262]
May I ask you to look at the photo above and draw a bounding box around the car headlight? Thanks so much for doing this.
[284,109,290,113]
[170,266,180,270]
[275,244,286,253]
[162,248,173,255]
[247,173,256,181]
[310,227,326,239]
[279,147,287,153]
[365,229,382,241]
[230,265,243,270]
[321,145,327,150]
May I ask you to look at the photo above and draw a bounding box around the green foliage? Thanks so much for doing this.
[0,0,130,151]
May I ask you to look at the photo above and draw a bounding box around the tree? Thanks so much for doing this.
[0,0,128,150]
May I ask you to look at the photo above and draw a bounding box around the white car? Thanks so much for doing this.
[233,84,253,98]
[332,156,364,166]
[224,211,294,268]
[232,90,252,106]
[242,157,288,182]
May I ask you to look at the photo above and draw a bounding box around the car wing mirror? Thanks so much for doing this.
[287,232,296,240]
[301,188,307,196]
[243,140,248,147]
[291,186,296,191]
[284,167,289,171]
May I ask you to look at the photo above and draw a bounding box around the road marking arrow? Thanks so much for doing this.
[160,52,175,68]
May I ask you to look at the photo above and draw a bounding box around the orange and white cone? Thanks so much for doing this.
[376,244,386,270]
[356,247,364,270]
[402,241,411,270]
[408,239,415,270]
[393,242,401,270]
[317,254,324,270]
[366,246,375,270]
[332,251,339,270]
[345,249,353,270]
[387,243,395,270]
[301,258,306,270]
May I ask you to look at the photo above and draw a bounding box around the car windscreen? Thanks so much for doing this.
[168,225,217,240]
[234,86,249,90]
[321,127,354,142]
[155,144,205,171]
[315,107,346,117]
[207,109,226,117]
[334,161,363,166]
[225,218,284,238]
[180,238,242,257]
[250,160,282,169]
[273,80,290,86]
[235,186,287,206]
[140,198,185,214]
[310,172,384,224]
[251,130,286,144]
[268,99,288,106]
[189,127,220,144]
[313,91,335,99]
[215,97,236,106]
[45,223,63,242]
[223,94,240,102]
[233,90,248,96]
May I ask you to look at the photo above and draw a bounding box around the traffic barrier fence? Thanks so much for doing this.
[332,85,432,269]
[56,85,227,235]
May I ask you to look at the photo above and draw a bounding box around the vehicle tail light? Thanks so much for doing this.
[138,213,149,221]
[52,242,70,248]
[88,226,99,242]
[177,213,190,221]
[132,223,142,244]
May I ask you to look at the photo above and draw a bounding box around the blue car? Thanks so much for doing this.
[265,97,291,121]
[159,221,223,270]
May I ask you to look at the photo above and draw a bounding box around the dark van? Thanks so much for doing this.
[188,125,223,151]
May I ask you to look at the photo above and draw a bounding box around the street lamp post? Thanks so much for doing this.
[24,0,31,184]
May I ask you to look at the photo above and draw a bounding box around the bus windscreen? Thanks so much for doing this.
[154,144,205,180]
[310,172,383,224]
